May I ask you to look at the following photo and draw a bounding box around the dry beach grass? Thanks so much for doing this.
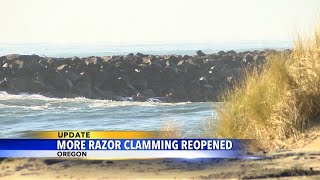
[213,25,320,151]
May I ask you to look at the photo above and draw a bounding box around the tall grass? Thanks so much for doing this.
[213,26,320,150]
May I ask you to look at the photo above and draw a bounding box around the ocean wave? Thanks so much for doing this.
[0,91,50,100]
[0,91,194,111]
[0,91,215,138]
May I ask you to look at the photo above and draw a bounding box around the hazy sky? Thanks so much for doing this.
[0,0,319,44]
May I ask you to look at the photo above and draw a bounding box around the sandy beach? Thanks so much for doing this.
[1,125,319,180]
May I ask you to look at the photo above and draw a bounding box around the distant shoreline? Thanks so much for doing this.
[0,49,288,102]
[0,41,292,57]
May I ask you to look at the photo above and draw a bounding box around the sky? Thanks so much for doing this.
[0,0,319,44]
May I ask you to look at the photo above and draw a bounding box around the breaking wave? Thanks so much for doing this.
[0,91,217,138]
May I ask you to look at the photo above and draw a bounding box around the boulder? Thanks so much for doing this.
[76,81,92,98]
[254,55,266,64]
[187,86,202,102]
[13,60,24,69]
[5,54,20,61]
[44,71,69,94]
[163,65,178,81]
[136,52,146,58]
[226,50,237,56]
[12,77,31,92]
[0,59,3,68]
[29,79,46,93]
[132,93,147,102]
[10,75,45,93]
[71,57,81,65]
[243,53,254,64]
[196,50,206,57]
[221,55,233,61]
[0,78,19,94]
[85,56,102,67]
[173,85,187,101]
[124,55,135,61]
[57,64,69,72]
[133,79,147,90]
[2,63,9,68]
[179,59,200,74]
[93,87,117,100]
[221,56,240,69]
[165,55,179,65]
[65,70,81,84]
[141,89,155,98]
[208,54,220,59]
[218,51,225,56]
[199,76,208,85]
[30,60,47,73]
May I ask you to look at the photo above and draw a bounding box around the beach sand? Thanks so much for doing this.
[1,126,320,180]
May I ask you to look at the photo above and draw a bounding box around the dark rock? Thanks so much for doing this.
[57,64,69,72]
[199,76,208,85]
[5,54,20,61]
[208,54,220,59]
[188,86,202,101]
[44,71,69,96]
[2,63,9,68]
[196,50,206,57]
[218,51,225,56]
[0,51,275,102]
[65,70,81,84]
[136,52,146,57]
[226,50,237,56]
[221,56,240,69]
[173,85,187,101]
[163,65,178,81]
[12,77,31,92]
[86,56,102,67]
[75,80,92,98]
[29,79,46,93]
[0,78,19,94]
[93,87,117,100]
[133,79,147,90]
[243,53,254,64]
[254,55,266,64]
[132,93,147,102]
[71,57,81,65]
[165,55,179,65]
[221,55,233,61]
[141,89,155,98]
[31,60,47,73]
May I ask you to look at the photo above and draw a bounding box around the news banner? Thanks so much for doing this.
[0,131,261,159]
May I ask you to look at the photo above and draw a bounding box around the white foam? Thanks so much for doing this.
[0,91,193,111]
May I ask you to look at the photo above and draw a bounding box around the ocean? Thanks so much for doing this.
[0,41,292,137]
[0,92,217,138]
[0,41,292,57]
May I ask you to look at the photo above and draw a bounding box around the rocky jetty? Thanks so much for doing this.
[0,50,283,102]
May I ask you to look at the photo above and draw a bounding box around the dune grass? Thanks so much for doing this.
[213,26,320,150]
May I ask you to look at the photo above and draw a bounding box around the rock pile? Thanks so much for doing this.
[0,50,282,102]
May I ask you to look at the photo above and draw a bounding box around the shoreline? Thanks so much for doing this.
[0,41,292,57]
[0,49,287,102]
